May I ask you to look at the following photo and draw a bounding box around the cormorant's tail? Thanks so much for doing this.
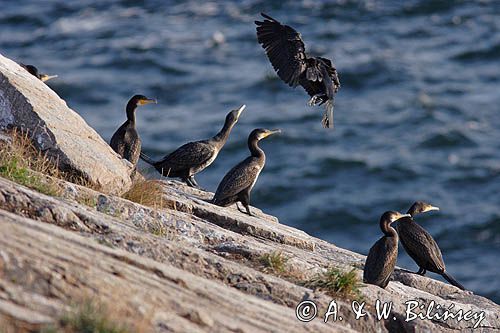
[321,101,334,129]
[441,272,465,290]
[139,152,156,166]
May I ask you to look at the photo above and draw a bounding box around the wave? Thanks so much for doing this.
[419,130,477,148]
[453,43,500,62]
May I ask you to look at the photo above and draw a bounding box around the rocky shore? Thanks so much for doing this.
[1,53,499,332]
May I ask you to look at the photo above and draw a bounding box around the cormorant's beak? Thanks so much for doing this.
[139,98,157,105]
[235,104,246,119]
[40,74,58,82]
[262,129,282,138]
[392,213,411,222]
[424,206,440,213]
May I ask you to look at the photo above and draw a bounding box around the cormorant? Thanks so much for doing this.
[140,105,246,188]
[364,211,410,288]
[212,128,281,216]
[255,13,340,128]
[20,64,57,82]
[397,201,466,290]
[110,95,157,167]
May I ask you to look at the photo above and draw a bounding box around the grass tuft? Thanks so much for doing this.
[43,300,131,333]
[122,179,166,209]
[259,251,289,275]
[0,130,62,196]
[76,194,98,208]
[304,267,362,298]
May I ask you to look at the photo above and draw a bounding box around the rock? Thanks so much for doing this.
[0,176,498,332]
[0,207,347,333]
[0,53,132,194]
[0,53,498,333]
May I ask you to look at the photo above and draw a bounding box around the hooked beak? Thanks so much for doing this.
[235,104,246,119]
[139,98,157,105]
[425,205,440,213]
[40,74,58,82]
[392,213,411,223]
[262,128,282,138]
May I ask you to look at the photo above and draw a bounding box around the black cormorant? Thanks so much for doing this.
[20,64,57,82]
[110,95,157,167]
[212,128,281,216]
[397,201,465,290]
[140,105,246,188]
[255,13,340,128]
[364,211,410,288]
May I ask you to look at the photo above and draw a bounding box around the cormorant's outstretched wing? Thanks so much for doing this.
[214,158,261,202]
[255,13,307,87]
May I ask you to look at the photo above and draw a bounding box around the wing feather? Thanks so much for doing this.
[255,13,307,87]
[214,158,261,202]
[156,141,215,172]
[397,221,445,272]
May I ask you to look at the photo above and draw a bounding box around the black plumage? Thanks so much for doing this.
[212,128,281,216]
[20,63,57,82]
[364,211,410,288]
[140,105,246,188]
[255,13,340,128]
[110,95,156,167]
[397,201,466,290]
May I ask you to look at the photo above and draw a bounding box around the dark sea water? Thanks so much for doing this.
[1,1,499,302]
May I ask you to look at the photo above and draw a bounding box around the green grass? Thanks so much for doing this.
[0,130,62,196]
[76,194,97,208]
[43,301,131,333]
[259,251,289,274]
[0,156,60,196]
[304,267,362,298]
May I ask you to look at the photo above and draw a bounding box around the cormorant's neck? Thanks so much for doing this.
[212,119,236,146]
[126,101,137,123]
[407,206,416,217]
[248,138,265,160]
[381,220,398,237]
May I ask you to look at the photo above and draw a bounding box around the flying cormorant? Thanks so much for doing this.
[212,128,281,216]
[363,211,410,288]
[255,13,340,128]
[140,105,246,188]
[20,64,57,82]
[110,95,157,167]
[396,201,465,290]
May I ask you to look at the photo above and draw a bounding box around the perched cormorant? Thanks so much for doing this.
[255,13,340,128]
[212,128,281,216]
[364,211,410,288]
[140,105,246,188]
[20,64,57,82]
[397,201,465,290]
[110,95,157,167]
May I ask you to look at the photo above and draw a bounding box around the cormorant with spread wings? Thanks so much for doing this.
[255,13,340,128]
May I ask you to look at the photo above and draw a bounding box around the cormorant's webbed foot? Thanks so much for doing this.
[236,202,245,214]
[308,94,324,106]
[417,267,426,276]
[244,205,253,216]
[183,177,196,188]
[188,176,204,190]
